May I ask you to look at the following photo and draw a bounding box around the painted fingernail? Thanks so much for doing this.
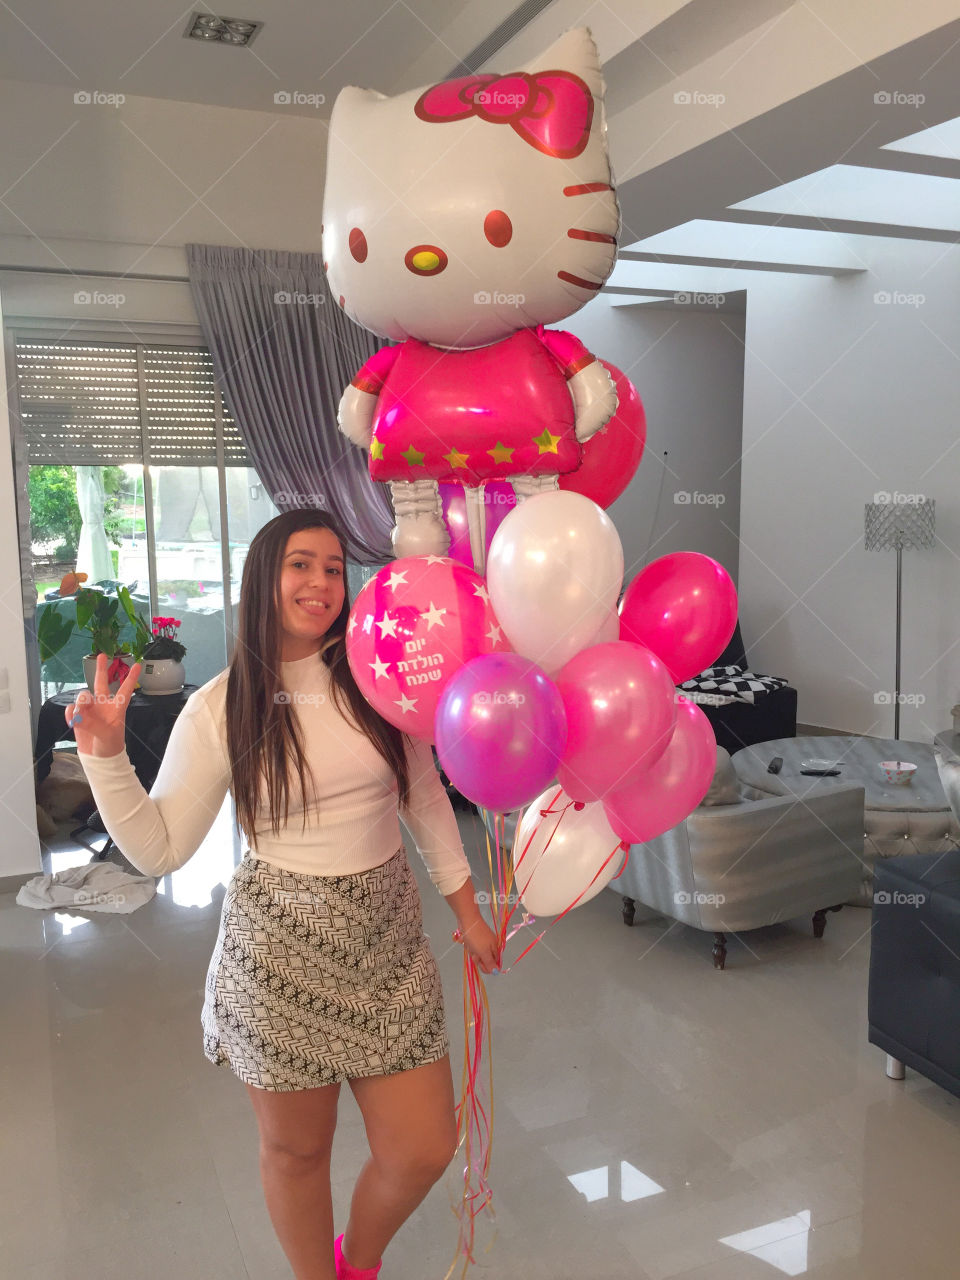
[72,713,83,725]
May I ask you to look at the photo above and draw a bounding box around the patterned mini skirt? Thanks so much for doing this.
[201,845,449,1091]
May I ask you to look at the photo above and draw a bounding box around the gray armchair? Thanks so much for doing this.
[612,784,865,967]
[483,774,865,969]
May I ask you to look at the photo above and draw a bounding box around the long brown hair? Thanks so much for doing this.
[226,509,409,848]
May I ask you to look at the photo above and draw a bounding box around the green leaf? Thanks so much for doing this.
[75,589,98,630]
[37,605,73,663]
[117,584,138,626]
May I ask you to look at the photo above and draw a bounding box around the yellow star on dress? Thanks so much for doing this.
[487,441,514,465]
[370,439,385,460]
[443,447,470,470]
[532,428,560,454]
[401,444,426,467]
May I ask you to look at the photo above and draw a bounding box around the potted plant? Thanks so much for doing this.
[138,616,187,695]
[37,578,151,694]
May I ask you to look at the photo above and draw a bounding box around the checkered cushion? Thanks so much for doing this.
[679,665,789,705]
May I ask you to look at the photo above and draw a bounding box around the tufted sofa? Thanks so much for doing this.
[733,736,960,906]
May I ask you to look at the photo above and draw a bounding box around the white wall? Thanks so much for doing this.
[566,297,744,586]
[738,235,960,739]
[0,288,42,876]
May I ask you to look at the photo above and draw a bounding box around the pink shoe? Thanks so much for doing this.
[334,1232,383,1280]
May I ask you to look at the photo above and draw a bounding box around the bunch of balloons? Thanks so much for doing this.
[347,488,738,914]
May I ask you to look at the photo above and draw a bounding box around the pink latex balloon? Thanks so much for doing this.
[603,698,717,843]
[347,555,508,739]
[559,360,646,509]
[556,641,677,802]
[439,481,518,570]
[619,552,737,684]
[434,653,567,813]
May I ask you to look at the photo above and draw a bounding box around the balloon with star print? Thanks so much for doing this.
[346,554,509,739]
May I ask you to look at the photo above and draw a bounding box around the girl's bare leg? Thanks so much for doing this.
[341,1055,458,1269]
[245,1080,342,1280]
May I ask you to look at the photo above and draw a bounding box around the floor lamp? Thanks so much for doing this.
[864,498,935,739]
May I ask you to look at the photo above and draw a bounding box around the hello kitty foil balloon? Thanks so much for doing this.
[322,27,621,563]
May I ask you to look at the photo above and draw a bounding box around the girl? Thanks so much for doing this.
[69,509,500,1280]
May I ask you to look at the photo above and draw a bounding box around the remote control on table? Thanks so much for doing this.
[767,756,784,774]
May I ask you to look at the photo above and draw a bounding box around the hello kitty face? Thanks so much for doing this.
[322,28,619,348]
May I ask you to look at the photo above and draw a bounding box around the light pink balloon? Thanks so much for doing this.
[585,606,621,647]
[556,641,677,802]
[602,698,717,843]
[618,552,738,684]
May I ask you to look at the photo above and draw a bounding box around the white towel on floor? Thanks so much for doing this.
[16,862,156,914]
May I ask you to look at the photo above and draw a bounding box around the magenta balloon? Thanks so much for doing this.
[435,653,567,813]
[619,552,738,684]
[555,641,676,802]
[602,699,717,843]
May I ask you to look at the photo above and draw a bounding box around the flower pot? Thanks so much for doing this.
[82,654,123,695]
[138,657,185,696]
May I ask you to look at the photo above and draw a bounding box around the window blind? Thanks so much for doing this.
[16,339,248,466]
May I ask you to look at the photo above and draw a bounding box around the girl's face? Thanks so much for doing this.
[277,527,347,661]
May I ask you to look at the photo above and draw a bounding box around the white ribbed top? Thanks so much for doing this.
[77,652,472,894]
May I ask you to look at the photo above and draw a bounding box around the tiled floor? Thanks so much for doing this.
[4,801,960,1279]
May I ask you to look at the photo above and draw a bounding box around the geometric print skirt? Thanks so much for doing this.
[201,845,450,1091]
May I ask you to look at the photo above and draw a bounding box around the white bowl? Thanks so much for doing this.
[879,760,917,785]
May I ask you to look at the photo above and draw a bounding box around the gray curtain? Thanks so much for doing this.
[186,244,393,564]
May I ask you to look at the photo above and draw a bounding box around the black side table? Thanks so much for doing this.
[35,685,199,859]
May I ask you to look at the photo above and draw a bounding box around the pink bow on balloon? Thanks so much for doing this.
[414,70,594,159]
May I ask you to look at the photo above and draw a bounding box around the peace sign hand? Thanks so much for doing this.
[65,653,142,759]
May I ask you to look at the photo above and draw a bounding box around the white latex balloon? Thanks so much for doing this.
[513,785,627,917]
[487,491,624,672]
[585,605,621,647]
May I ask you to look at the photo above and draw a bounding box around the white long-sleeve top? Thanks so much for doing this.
[76,651,473,895]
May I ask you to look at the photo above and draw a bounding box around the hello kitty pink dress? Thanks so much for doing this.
[352,325,593,485]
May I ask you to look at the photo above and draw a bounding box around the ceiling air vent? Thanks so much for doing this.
[184,13,263,46]
[446,0,557,77]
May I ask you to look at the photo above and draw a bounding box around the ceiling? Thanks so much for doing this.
[0,0,957,301]
[0,0,524,113]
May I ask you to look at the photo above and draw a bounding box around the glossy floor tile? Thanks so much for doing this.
[4,800,960,1279]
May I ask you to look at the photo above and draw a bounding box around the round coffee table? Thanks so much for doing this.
[733,736,960,906]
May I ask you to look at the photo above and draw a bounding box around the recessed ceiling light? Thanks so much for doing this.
[184,13,263,46]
